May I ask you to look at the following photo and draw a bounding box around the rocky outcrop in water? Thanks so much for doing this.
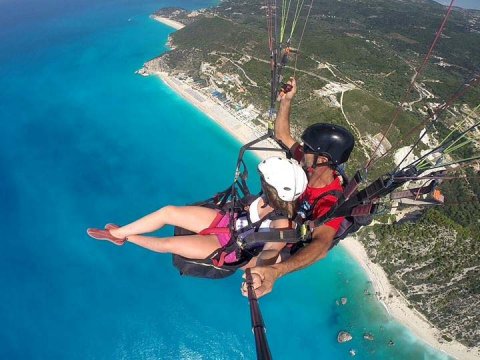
[363,332,374,341]
[338,331,353,343]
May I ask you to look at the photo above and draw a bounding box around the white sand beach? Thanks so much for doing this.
[155,72,276,160]
[147,17,478,360]
[151,15,185,30]
[340,238,479,360]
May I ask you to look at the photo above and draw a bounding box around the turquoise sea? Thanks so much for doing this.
[0,0,453,359]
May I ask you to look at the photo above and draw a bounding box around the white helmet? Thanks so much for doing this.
[258,157,308,202]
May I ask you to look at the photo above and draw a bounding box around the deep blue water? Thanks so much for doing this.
[0,0,452,359]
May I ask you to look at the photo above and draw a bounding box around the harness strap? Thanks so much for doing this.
[301,189,343,227]
[342,170,363,200]
[212,251,228,268]
[310,190,343,211]
[205,212,298,264]
[199,227,231,235]
[197,197,278,266]
[235,208,288,236]
[241,228,303,245]
[389,180,436,200]
[198,211,228,235]
[351,203,374,216]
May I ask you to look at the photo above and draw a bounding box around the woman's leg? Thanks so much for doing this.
[126,233,221,259]
[110,205,219,239]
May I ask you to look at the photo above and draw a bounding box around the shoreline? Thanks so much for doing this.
[340,238,479,360]
[151,15,185,30]
[146,16,478,360]
[154,70,478,360]
[154,71,276,160]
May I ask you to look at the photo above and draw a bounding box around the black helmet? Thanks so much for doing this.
[301,123,355,165]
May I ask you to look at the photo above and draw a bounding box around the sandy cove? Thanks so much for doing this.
[148,20,479,360]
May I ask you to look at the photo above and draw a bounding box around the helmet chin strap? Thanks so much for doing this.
[305,155,332,172]
[312,154,319,169]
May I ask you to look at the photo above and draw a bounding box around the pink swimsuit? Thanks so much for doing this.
[199,197,271,264]
[199,212,238,263]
